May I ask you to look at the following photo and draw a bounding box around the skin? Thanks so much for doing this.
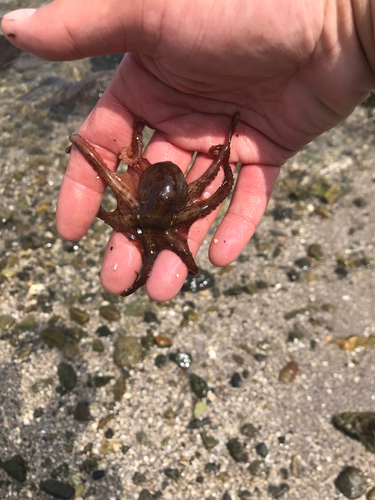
[1,0,375,301]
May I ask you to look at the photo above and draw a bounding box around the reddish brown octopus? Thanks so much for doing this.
[67,113,240,296]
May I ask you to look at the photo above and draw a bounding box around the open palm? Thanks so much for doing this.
[2,0,374,300]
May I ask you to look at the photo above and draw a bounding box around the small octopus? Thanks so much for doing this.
[67,113,240,296]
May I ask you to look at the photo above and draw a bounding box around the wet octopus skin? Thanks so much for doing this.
[67,113,240,296]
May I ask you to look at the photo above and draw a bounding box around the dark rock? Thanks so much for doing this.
[92,338,105,352]
[114,336,143,368]
[0,36,24,69]
[334,467,366,499]
[287,326,304,343]
[204,462,220,474]
[100,304,120,321]
[155,354,169,368]
[92,470,105,480]
[286,268,300,282]
[133,472,146,485]
[96,325,112,337]
[240,423,257,439]
[122,445,130,454]
[163,468,180,481]
[136,431,149,446]
[69,307,90,325]
[367,486,375,500]
[268,483,290,498]
[93,375,113,388]
[143,310,159,323]
[57,362,77,390]
[169,351,192,370]
[1,455,27,482]
[74,401,91,421]
[200,432,219,450]
[229,372,242,388]
[20,232,53,250]
[294,257,311,270]
[196,475,204,483]
[273,205,293,221]
[182,270,215,293]
[226,438,247,463]
[332,412,375,453]
[189,373,209,398]
[255,442,269,457]
[353,197,367,208]
[187,417,211,429]
[105,429,114,439]
[138,490,154,500]
[222,493,232,500]
[40,479,74,499]
[307,243,324,261]
[238,490,252,500]
[248,459,270,478]
[34,407,44,419]
[41,326,66,348]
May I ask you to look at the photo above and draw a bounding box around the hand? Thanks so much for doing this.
[2,0,374,301]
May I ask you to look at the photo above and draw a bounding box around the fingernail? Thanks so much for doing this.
[2,8,37,23]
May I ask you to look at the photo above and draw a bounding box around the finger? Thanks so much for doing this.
[209,163,280,266]
[1,0,143,60]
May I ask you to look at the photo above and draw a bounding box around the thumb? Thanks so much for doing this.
[1,0,147,61]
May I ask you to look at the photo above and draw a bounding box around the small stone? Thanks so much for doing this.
[154,334,172,347]
[0,315,15,330]
[248,460,270,478]
[353,197,367,208]
[98,414,115,430]
[286,268,300,282]
[113,376,127,402]
[226,438,247,463]
[155,354,169,368]
[34,407,44,419]
[272,205,293,221]
[307,243,324,261]
[240,423,257,439]
[287,327,304,343]
[74,402,91,421]
[255,442,268,457]
[133,472,146,485]
[41,326,66,348]
[294,257,311,270]
[94,375,113,388]
[189,373,209,398]
[335,467,366,499]
[164,468,180,481]
[187,417,211,429]
[138,490,154,500]
[200,432,219,450]
[40,479,75,499]
[181,270,215,293]
[229,372,242,388]
[92,338,105,352]
[63,342,79,360]
[57,362,77,390]
[222,493,232,500]
[367,486,375,500]
[268,483,290,498]
[1,455,27,482]
[238,490,252,500]
[279,361,299,383]
[205,462,220,474]
[180,308,199,326]
[169,351,192,370]
[100,304,120,321]
[113,336,143,368]
[69,308,90,325]
[96,325,112,337]
[194,401,208,419]
[136,431,149,446]
[332,412,375,453]
[143,310,159,323]
[122,445,130,454]
[92,470,105,480]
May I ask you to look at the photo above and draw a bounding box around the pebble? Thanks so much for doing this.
[57,362,77,390]
[154,334,172,347]
[41,326,66,348]
[69,307,90,325]
[200,432,219,450]
[334,466,367,499]
[133,472,146,485]
[248,460,270,478]
[189,373,209,398]
[307,243,324,261]
[113,336,143,368]
[0,454,27,482]
[240,423,257,439]
[74,402,91,421]
[279,361,299,383]
[222,493,232,500]
[96,325,112,337]
[181,269,215,292]
[332,412,375,453]
[193,401,208,419]
[92,470,105,480]
[40,479,75,499]
[164,468,180,481]
[113,376,127,402]
[268,483,290,498]
[92,338,105,352]
[255,442,268,458]
[226,438,248,463]
[230,372,242,388]
[99,304,120,321]
[367,487,375,500]
[169,351,192,370]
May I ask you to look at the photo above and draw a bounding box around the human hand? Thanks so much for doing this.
[2,0,374,301]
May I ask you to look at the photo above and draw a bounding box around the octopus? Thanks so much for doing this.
[67,113,240,296]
